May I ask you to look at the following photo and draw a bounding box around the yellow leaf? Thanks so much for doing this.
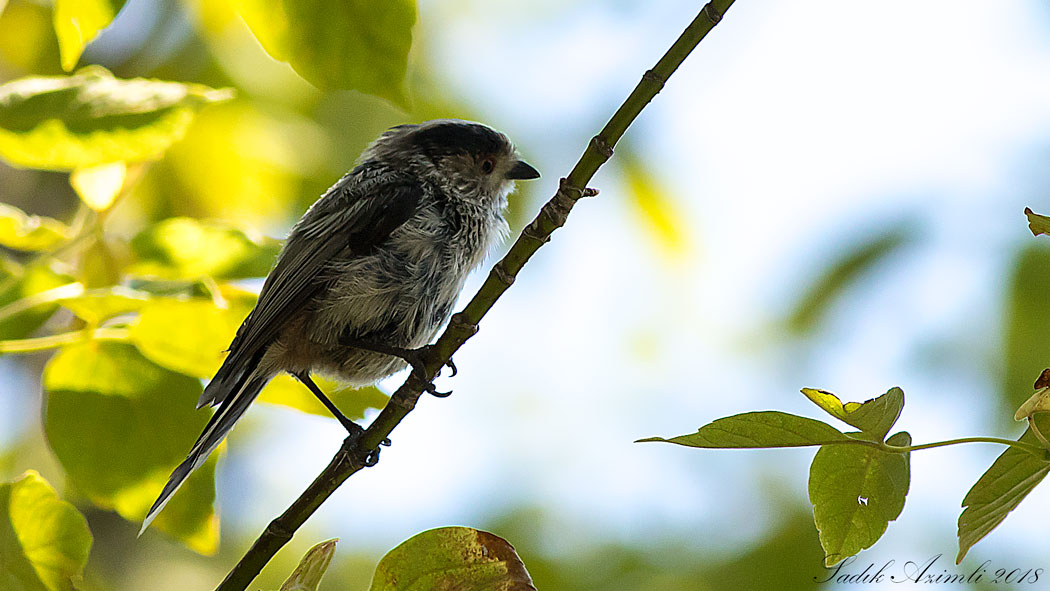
[53,0,126,71]
[70,161,126,210]
[621,154,691,261]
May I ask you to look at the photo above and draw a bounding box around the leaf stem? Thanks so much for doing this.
[0,282,85,323]
[214,2,738,589]
[878,436,1047,458]
[0,326,129,354]
[1027,417,1050,451]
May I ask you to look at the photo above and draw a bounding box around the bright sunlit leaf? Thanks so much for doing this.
[128,217,280,280]
[0,264,73,341]
[801,387,903,442]
[70,161,125,210]
[129,296,253,378]
[280,539,338,591]
[370,527,536,591]
[0,204,69,252]
[52,0,126,71]
[638,411,851,448]
[235,0,416,105]
[0,471,92,591]
[621,152,690,261]
[0,1,52,73]
[58,286,151,324]
[0,66,233,170]
[809,431,910,566]
[161,102,326,225]
[43,342,218,554]
[956,414,1050,563]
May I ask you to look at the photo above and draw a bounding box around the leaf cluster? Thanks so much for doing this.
[643,385,1050,566]
[0,1,415,585]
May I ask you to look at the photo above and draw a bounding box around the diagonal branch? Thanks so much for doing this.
[215,1,737,588]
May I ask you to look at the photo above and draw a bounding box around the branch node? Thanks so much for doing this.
[492,263,515,287]
[521,222,551,244]
[703,2,723,24]
[589,135,615,160]
[642,69,666,90]
[450,312,479,336]
[264,519,293,543]
[581,187,600,198]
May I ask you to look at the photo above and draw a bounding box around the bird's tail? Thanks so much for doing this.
[139,372,269,535]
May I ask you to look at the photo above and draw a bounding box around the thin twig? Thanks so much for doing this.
[215,2,737,588]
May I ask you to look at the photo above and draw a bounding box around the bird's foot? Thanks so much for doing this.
[340,338,457,397]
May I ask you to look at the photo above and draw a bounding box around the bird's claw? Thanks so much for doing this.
[423,380,453,398]
[341,338,458,398]
[364,437,393,466]
[364,448,380,467]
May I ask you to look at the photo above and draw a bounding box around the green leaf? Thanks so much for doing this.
[235,0,416,105]
[129,295,253,378]
[280,539,337,591]
[956,415,1050,563]
[1002,245,1050,421]
[128,217,280,280]
[809,431,911,566]
[787,225,913,334]
[801,387,904,441]
[58,286,151,324]
[369,527,536,591]
[52,0,127,71]
[0,471,92,591]
[1023,207,1050,237]
[0,204,70,251]
[258,374,388,420]
[638,411,852,448]
[43,341,218,554]
[0,264,72,341]
[0,66,233,170]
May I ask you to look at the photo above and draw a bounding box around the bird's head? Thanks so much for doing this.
[365,119,540,202]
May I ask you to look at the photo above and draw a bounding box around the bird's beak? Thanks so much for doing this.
[506,160,540,180]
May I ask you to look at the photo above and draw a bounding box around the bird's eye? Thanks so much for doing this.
[480,157,495,174]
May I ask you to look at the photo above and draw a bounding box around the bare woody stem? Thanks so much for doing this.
[215,2,737,589]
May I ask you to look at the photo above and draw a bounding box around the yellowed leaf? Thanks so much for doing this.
[70,161,126,210]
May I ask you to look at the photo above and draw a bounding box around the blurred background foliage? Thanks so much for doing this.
[2,0,1050,589]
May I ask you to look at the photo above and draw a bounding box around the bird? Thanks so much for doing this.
[140,119,540,532]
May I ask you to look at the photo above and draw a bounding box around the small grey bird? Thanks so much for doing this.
[141,120,539,532]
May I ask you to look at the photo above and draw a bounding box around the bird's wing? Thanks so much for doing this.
[198,167,424,407]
